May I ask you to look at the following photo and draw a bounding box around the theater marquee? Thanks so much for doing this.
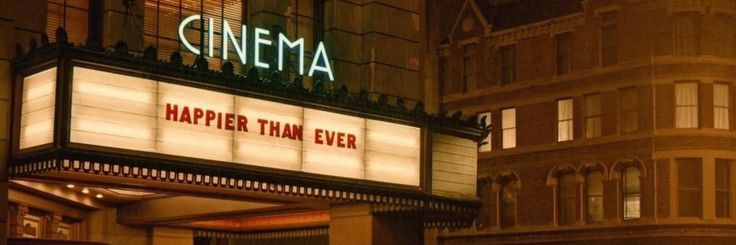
[11,39,484,228]
[19,67,421,186]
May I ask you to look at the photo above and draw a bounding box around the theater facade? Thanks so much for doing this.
[0,1,482,245]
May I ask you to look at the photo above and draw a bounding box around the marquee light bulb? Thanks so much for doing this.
[66,184,75,188]
[96,194,103,199]
[82,187,90,194]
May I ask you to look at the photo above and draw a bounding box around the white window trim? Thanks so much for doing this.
[502,108,516,149]
[557,98,574,142]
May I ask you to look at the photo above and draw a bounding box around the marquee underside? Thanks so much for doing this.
[10,152,477,228]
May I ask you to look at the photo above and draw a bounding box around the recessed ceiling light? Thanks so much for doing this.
[82,187,89,194]
[96,194,103,199]
[66,184,75,188]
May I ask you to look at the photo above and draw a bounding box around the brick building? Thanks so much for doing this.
[426,0,736,244]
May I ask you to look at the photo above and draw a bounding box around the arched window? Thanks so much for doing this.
[622,166,641,220]
[586,171,604,223]
[476,178,492,229]
[500,180,517,228]
[559,173,576,225]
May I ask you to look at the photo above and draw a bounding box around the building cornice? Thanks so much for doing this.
[647,0,736,15]
[487,13,585,46]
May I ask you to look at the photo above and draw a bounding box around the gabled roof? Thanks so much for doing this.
[447,0,492,43]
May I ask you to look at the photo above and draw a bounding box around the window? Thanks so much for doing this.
[556,32,573,74]
[620,87,638,133]
[677,158,702,218]
[585,94,602,138]
[559,173,577,225]
[716,159,732,218]
[144,0,245,72]
[675,83,699,128]
[623,166,641,220]
[476,179,492,229]
[463,44,478,93]
[478,112,492,152]
[46,0,93,44]
[714,83,730,130]
[586,171,604,223]
[500,181,517,228]
[673,12,701,56]
[500,45,516,85]
[675,82,698,128]
[714,14,735,58]
[558,99,574,142]
[601,11,618,66]
[502,108,516,149]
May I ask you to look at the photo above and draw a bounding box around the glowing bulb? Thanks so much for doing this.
[82,188,89,194]
[66,184,75,188]
[95,194,103,199]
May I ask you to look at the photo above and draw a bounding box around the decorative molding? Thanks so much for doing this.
[489,14,585,46]
[44,213,62,239]
[194,227,329,240]
[8,204,29,238]
[646,0,736,15]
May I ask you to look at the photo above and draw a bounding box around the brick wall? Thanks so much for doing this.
[517,102,555,147]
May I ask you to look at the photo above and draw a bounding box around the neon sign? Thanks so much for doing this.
[178,15,334,81]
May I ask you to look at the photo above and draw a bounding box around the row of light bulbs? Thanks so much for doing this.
[66,184,103,199]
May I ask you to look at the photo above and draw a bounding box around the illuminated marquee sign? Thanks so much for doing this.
[50,67,420,186]
[16,66,484,198]
[178,15,334,81]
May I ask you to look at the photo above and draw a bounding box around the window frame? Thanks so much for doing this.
[675,82,700,129]
[584,93,602,138]
[619,87,639,133]
[500,45,516,85]
[501,108,517,149]
[714,83,730,130]
[673,12,701,56]
[622,165,642,221]
[600,11,618,67]
[463,43,478,93]
[558,172,577,225]
[585,170,604,223]
[476,178,493,229]
[716,159,732,219]
[676,158,703,218]
[556,32,573,74]
[499,179,518,228]
[46,0,92,44]
[557,98,574,142]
